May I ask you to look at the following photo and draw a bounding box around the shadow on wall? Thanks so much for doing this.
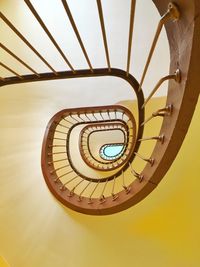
[0,256,9,267]
[0,91,200,267]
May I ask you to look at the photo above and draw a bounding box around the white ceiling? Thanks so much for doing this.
[0,0,170,109]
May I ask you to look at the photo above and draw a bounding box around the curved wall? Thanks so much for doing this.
[0,91,199,267]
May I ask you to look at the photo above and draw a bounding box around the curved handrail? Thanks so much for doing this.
[1,1,199,215]
[43,104,139,183]
[79,122,128,167]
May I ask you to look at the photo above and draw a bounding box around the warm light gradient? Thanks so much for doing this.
[0,1,199,266]
[0,92,199,266]
[0,256,9,267]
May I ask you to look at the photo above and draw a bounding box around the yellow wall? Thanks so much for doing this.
[0,2,199,266]
[0,256,9,267]
[0,83,199,266]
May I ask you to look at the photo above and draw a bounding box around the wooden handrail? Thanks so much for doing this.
[42,104,141,184]
[65,108,136,182]
[79,122,129,170]
[1,0,197,215]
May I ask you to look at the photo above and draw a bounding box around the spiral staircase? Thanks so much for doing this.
[0,0,199,215]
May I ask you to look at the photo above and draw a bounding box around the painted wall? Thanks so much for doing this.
[0,256,9,267]
[0,1,200,266]
[0,87,199,266]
